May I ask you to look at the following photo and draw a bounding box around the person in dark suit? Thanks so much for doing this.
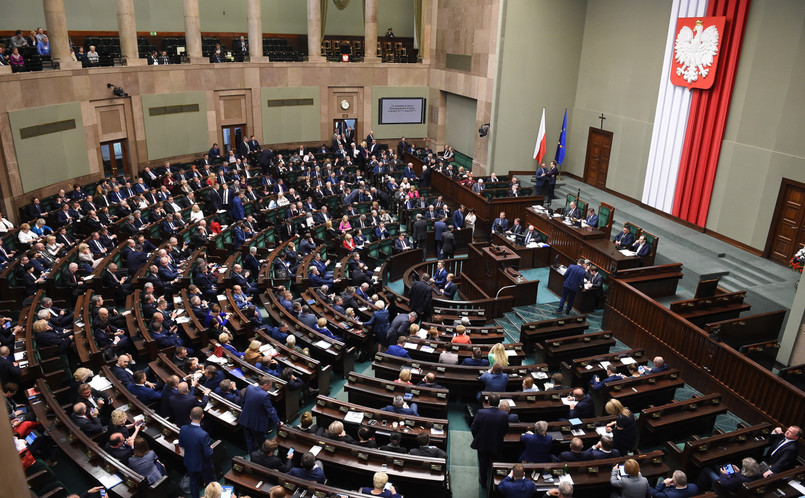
[652,470,698,498]
[567,388,595,419]
[554,437,589,462]
[585,208,599,228]
[631,235,652,257]
[614,226,635,248]
[441,225,456,259]
[498,464,538,498]
[378,432,408,454]
[546,161,559,200]
[411,214,428,258]
[71,402,105,435]
[288,451,327,484]
[397,137,409,158]
[409,433,447,458]
[556,258,587,315]
[565,201,581,219]
[762,425,801,477]
[179,407,215,498]
[452,205,465,229]
[519,420,553,463]
[251,438,293,471]
[434,216,447,258]
[408,272,433,322]
[169,381,210,427]
[491,212,509,234]
[239,377,283,452]
[535,164,548,196]
[471,393,510,488]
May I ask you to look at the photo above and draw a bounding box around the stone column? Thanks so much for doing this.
[43,0,82,70]
[116,0,145,66]
[364,0,380,63]
[246,0,267,62]
[307,0,324,62]
[183,0,206,64]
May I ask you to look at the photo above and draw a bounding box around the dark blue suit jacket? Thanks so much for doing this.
[568,394,595,419]
[239,384,281,432]
[434,221,446,241]
[519,432,553,463]
[178,423,213,473]
[127,383,162,404]
[562,264,587,292]
[614,231,635,247]
[470,407,509,454]
[452,210,464,228]
[632,241,652,257]
[169,391,208,427]
[231,196,245,220]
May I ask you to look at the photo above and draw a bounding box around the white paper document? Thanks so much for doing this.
[620,357,637,365]
[343,411,365,424]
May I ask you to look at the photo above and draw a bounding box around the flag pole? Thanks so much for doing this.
[555,108,568,181]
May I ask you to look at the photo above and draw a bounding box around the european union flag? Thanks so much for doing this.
[555,108,567,165]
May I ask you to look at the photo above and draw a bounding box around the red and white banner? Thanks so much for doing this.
[671,16,726,90]
[533,107,546,162]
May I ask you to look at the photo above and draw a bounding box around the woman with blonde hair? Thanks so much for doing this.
[32,218,51,236]
[244,340,262,365]
[45,235,64,259]
[610,458,649,498]
[605,399,638,456]
[325,420,355,443]
[18,223,38,244]
[338,215,352,233]
[360,471,401,497]
[488,342,508,367]
[409,323,420,337]
[396,368,412,385]
[276,192,289,206]
[77,243,100,270]
[342,232,356,251]
[109,408,135,438]
[189,204,204,223]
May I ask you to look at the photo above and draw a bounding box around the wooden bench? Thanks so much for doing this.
[312,394,449,449]
[738,463,805,497]
[738,339,781,370]
[225,456,375,498]
[615,263,683,298]
[534,330,616,369]
[778,363,805,392]
[561,348,648,388]
[344,371,449,419]
[400,336,526,365]
[666,423,772,476]
[491,450,669,495]
[275,425,448,497]
[372,352,548,398]
[148,353,242,429]
[30,379,171,497]
[251,328,332,396]
[519,315,589,354]
[595,369,685,415]
[704,310,786,349]
[481,388,575,421]
[637,393,727,447]
[670,291,751,327]
[258,291,355,376]
[203,342,296,422]
[501,415,618,462]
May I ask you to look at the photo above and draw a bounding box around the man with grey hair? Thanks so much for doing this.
[542,481,574,497]
[387,311,417,346]
[38,296,73,326]
[520,420,551,463]
[412,213,428,259]
[652,470,697,497]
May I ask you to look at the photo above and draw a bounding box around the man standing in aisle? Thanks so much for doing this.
[179,407,215,498]
[239,376,283,452]
[471,394,510,489]
[556,258,586,315]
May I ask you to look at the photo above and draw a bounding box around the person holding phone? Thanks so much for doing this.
[610,459,649,497]
[694,457,761,494]
[359,471,402,497]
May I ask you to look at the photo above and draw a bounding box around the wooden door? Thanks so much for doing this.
[583,127,613,189]
[765,179,805,265]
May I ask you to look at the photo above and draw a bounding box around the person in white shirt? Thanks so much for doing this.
[18,223,39,244]
[0,212,14,233]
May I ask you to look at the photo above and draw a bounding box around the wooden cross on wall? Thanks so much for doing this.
[599,113,606,130]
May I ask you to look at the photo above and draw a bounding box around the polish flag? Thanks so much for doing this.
[533,107,547,162]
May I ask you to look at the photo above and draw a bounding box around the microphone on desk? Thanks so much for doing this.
[553,255,559,268]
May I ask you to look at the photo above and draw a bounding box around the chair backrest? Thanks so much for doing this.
[598,202,614,232]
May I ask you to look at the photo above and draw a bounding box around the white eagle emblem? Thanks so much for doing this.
[674,20,719,84]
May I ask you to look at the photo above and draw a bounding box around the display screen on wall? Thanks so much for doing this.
[378,98,426,124]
